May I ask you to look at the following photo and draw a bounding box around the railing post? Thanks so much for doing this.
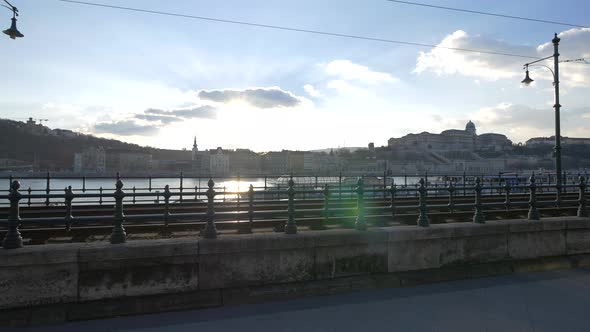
[64,185,74,232]
[285,177,298,234]
[383,171,387,199]
[339,171,342,200]
[504,181,511,212]
[473,177,485,224]
[99,186,103,206]
[110,175,126,244]
[179,171,184,204]
[163,184,171,228]
[132,186,136,205]
[528,174,540,221]
[148,175,152,192]
[82,176,86,193]
[45,171,51,207]
[555,178,562,208]
[203,179,217,239]
[3,180,23,249]
[577,176,588,218]
[462,171,466,196]
[27,187,31,206]
[355,178,366,231]
[312,184,329,231]
[389,180,396,225]
[417,178,429,227]
[239,184,254,234]
[447,180,454,213]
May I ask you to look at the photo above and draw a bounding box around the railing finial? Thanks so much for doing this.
[3,180,23,249]
[417,177,429,227]
[110,176,126,244]
[203,178,217,239]
[578,176,588,218]
[528,173,540,220]
[355,177,366,231]
[473,177,485,224]
[285,177,298,234]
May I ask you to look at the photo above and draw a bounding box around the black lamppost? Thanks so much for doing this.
[521,33,585,190]
[2,0,23,40]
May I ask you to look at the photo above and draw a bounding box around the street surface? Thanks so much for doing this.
[19,269,590,332]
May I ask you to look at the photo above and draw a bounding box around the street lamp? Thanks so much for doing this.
[2,0,23,40]
[521,33,585,190]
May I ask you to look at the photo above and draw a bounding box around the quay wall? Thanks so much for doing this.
[2,217,590,326]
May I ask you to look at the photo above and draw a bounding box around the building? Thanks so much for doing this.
[229,149,261,175]
[388,121,512,152]
[105,149,152,173]
[262,151,289,174]
[526,136,590,146]
[303,151,344,174]
[209,147,229,175]
[0,158,33,172]
[287,151,305,174]
[73,147,106,173]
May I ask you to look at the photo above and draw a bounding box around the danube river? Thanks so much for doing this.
[0,175,422,206]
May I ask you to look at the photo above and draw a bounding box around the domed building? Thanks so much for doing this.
[387,121,511,152]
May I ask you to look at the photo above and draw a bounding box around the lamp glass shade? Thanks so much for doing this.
[521,70,534,86]
[3,18,24,39]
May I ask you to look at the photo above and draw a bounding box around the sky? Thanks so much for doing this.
[0,0,589,152]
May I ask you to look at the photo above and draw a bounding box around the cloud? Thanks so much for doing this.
[93,120,160,136]
[140,105,216,121]
[326,79,370,96]
[325,60,397,84]
[172,105,216,118]
[94,105,217,136]
[470,103,590,143]
[414,30,528,80]
[197,87,303,108]
[303,84,322,97]
[414,28,590,87]
[134,114,180,124]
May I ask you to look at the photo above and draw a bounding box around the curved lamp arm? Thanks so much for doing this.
[2,0,17,17]
[524,63,556,83]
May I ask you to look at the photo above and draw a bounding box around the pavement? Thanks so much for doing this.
[17,268,590,332]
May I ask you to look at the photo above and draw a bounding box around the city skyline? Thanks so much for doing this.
[0,0,589,151]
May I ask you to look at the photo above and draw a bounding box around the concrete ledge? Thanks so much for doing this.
[1,216,590,327]
[3,255,589,327]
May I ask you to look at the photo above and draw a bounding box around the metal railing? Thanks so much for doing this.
[2,171,588,208]
[0,173,588,249]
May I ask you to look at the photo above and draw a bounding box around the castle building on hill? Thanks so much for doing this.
[387,121,512,152]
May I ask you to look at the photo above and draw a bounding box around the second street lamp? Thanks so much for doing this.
[521,33,585,192]
[2,0,23,40]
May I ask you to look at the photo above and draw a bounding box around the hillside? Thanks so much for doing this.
[0,119,150,170]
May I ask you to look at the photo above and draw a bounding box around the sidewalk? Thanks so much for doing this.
[20,268,590,332]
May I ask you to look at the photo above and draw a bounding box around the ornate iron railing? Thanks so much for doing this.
[0,173,588,249]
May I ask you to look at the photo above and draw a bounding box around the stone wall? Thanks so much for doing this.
[2,217,590,326]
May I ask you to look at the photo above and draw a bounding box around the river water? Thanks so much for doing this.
[0,176,422,206]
